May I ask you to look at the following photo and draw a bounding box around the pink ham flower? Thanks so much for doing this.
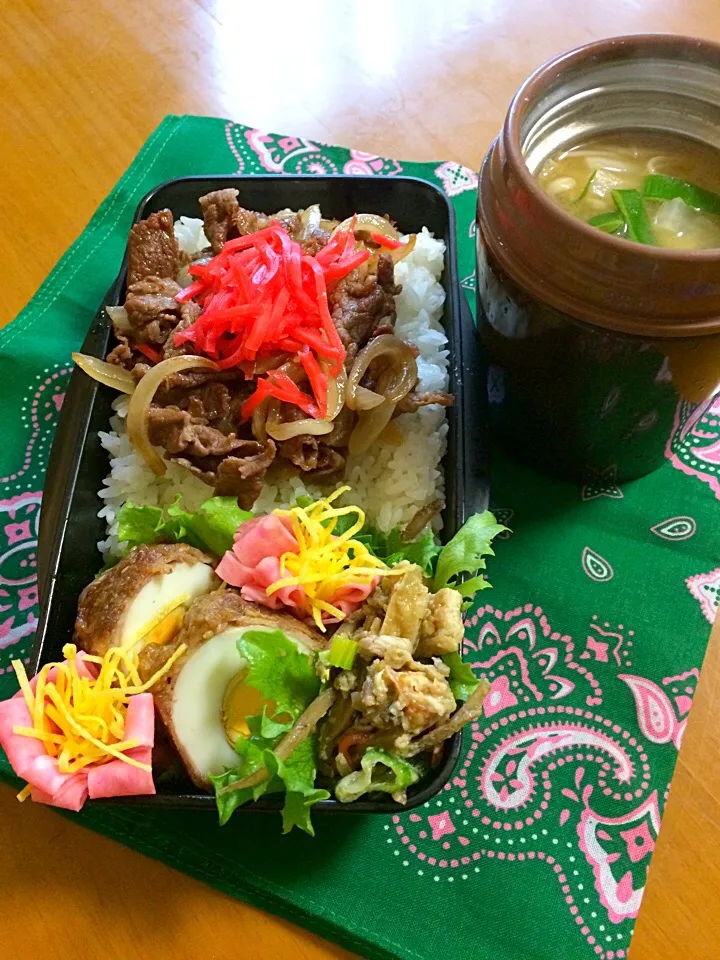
[0,654,155,811]
[217,513,378,625]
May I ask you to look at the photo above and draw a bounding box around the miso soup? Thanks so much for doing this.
[536,131,720,249]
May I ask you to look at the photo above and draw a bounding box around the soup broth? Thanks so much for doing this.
[536,131,720,250]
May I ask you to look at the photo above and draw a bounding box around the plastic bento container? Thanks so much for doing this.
[34,174,489,814]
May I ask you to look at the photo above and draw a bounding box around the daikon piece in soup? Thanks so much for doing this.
[535,131,720,249]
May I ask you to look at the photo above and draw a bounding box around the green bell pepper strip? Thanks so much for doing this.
[588,211,626,234]
[612,190,655,245]
[576,170,597,202]
[643,174,720,216]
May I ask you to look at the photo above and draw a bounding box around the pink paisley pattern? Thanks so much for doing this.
[342,149,402,177]
[0,366,70,672]
[650,516,697,541]
[578,793,661,925]
[241,128,339,175]
[618,675,681,748]
[483,675,518,717]
[466,603,603,707]
[685,567,720,625]
[665,394,720,499]
[385,604,700,959]
[0,492,42,654]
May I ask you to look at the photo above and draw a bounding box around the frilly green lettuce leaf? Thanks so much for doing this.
[432,511,509,599]
[441,652,482,701]
[358,524,440,576]
[116,496,251,558]
[238,629,320,718]
[334,749,420,803]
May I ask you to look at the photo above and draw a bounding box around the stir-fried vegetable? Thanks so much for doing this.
[334,749,420,803]
[327,636,358,670]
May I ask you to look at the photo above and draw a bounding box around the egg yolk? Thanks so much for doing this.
[141,607,187,647]
[222,672,264,745]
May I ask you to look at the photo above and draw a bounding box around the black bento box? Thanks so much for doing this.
[34,175,488,814]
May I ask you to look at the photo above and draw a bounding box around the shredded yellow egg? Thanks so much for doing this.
[11,641,186,775]
[269,486,401,631]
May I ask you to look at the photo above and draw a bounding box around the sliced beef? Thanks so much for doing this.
[199,190,332,259]
[162,301,202,359]
[330,253,401,365]
[395,390,455,415]
[281,213,332,256]
[185,382,233,423]
[324,406,355,448]
[155,377,252,432]
[308,445,346,481]
[154,367,247,394]
[124,276,182,345]
[147,406,251,459]
[199,188,240,253]
[276,432,345,480]
[106,336,134,368]
[235,206,270,237]
[127,210,180,287]
[278,434,320,471]
[213,442,277,506]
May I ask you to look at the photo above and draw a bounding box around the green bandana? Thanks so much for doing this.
[1,115,718,960]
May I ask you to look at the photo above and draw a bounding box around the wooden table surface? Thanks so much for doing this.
[1,2,719,958]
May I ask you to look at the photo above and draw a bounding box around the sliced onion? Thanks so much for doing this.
[348,398,396,456]
[333,213,400,241]
[299,203,322,239]
[390,233,417,264]
[346,335,418,410]
[105,305,131,334]
[251,397,271,442]
[277,359,304,383]
[220,688,336,794]
[72,353,135,395]
[266,409,334,442]
[354,385,384,411]
[126,355,218,475]
[322,363,346,421]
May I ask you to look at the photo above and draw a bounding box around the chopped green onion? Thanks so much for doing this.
[576,170,597,202]
[588,211,626,234]
[612,190,655,245]
[328,636,358,670]
[643,174,720,216]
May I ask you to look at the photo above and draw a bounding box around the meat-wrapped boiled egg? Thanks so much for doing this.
[146,590,327,789]
[75,543,218,658]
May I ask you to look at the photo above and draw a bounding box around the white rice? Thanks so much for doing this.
[97,223,449,559]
